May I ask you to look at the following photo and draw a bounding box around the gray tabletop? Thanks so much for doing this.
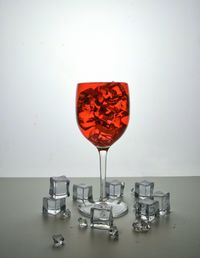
[0,177,200,258]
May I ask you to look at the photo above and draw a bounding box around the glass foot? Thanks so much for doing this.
[78,199,128,218]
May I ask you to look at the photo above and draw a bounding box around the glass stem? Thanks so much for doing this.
[98,148,109,202]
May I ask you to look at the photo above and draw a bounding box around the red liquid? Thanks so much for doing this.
[76,82,129,148]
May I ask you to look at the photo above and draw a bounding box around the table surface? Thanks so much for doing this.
[0,177,200,258]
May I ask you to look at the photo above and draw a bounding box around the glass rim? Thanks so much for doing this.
[77,81,128,85]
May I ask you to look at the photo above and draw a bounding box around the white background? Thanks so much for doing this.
[0,0,200,177]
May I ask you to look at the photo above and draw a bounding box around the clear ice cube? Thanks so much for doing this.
[90,204,113,230]
[106,180,125,198]
[132,219,151,233]
[108,225,119,240]
[135,199,159,222]
[135,180,154,199]
[73,183,93,202]
[42,197,66,215]
[60,209,71,219]
[49,176,70,199]
[153,191,170,215]
[52,234,64,248]
[78,217,88,229]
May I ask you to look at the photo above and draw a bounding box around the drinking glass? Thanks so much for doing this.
[76,82,130,217]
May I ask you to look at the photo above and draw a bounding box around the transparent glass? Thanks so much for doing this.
[76,82,130,218]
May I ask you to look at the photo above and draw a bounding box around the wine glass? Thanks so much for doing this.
[76,82,130,218]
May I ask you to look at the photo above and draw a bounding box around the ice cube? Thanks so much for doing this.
[42,197,66,215]
[78,217,88,229]
[132,219,151,233]
[106,180,125,199]
[49,176,70,199]
[90,204,113,230]
[108,225,119,240]
[60,209,71,219]
[153,191,170,215]
[135,199,159,222]
[73,183,93,202]
[135,180,154,199]
[52,234,64,248]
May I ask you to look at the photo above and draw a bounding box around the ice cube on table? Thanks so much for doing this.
[106,180,125,199]
[59,209,71,219]
[135,180,154,199]
[42,197,66,215]
[90,204,113,230]
[132,219,151,233]
[73,183,93,202]
[52,234,64,248]
[78,217,88,229]
[135,199,159,222]
[153,191,170,215]
[108,225,119,240]
[49,176,70,199]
